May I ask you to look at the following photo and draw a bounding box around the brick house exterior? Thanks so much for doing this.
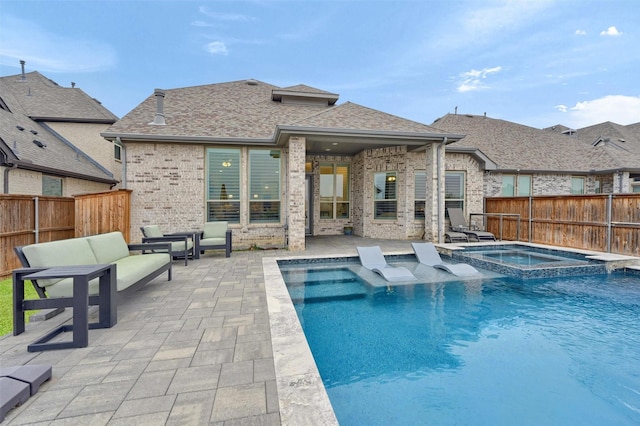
[102,80,464,250]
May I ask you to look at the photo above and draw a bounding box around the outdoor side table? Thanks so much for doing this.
[13,264,117,352]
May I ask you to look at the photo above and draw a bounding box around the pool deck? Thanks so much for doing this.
[0,236,418,425]
[3,236,639,425]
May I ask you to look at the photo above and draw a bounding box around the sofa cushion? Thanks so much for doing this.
[46,253,171,298]
[86,232,130,264]
[20,238,98,288]
[203,222,228,239]
[142,225,163,238]
[200,237,226,246]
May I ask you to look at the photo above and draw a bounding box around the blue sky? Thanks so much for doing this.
[1,0,638,129]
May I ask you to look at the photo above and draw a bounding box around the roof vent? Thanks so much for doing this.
[246,79,258,86]
[19,60,26,82]
[149,89,166,125]
[33,139,46,148]
[30,129,38,135]
[16,125,24,131]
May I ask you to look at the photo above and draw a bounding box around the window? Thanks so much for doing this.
[249,149,281,223]
[320,163,350,219]
[414,172,426,220]
[374,172,397,219]
[571,176,585,195]
[502,174,531,196]
[206,148,241,223]
[445,172,464,214]
[114,140,122,162]
[42,175,62,196]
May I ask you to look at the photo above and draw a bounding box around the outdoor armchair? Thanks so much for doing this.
[140,225,195,266]
[199,221,232,258]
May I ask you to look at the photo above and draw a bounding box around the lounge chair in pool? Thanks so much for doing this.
[357,246,417,282]
[411,242,480,277]
[447,207,496,242]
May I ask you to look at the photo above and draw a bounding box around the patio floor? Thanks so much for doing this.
[1,236,417,425]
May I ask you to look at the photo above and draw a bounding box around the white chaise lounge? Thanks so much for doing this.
[411,242,480,277]
[357,246,416,282]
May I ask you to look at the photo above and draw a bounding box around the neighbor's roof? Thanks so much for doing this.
[568,121,640,170]
[431,113,622,173]
[0,108,116,184]
[103,79,457,143]
[0,71,118,122]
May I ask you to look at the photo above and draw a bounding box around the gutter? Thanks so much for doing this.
[3,163,18,194]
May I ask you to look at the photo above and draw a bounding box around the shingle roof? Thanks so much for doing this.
[431,113,621,172]
[0,108,116,183]
[104,79,454,142]
[570,121,640,170]
[0,71,118,122]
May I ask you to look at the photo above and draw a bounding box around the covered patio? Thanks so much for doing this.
[1,236,415,424]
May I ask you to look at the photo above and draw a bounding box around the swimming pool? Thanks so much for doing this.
[279,262,640,425]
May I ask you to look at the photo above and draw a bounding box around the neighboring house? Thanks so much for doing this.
[431,113,638,219]
[555,121,640,193]
[0,64,119,195]
[102,79,465,250]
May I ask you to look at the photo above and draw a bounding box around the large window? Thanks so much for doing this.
[320,163,350,219]
[206,148,241,223]
[502,174,531,196]
[374,172,397,219]
[445,172,464,214]
[571,176,585,195]
[414,171,426,220]
[249,149,281,223]
[42,175,62,196]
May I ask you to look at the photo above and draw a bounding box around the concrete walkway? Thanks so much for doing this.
[1,236,416,425]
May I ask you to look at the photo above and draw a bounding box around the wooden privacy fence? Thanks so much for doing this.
[0,189,131,278]
[483,194,640,256]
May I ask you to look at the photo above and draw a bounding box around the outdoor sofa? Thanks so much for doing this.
[14,231,172,300]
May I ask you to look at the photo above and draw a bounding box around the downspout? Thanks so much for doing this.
[3,163,18,194]
[436,137,448,243]
[117,137,127,188]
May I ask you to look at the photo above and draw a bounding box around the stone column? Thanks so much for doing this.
[423,143,443,242]
[287,136,306,251]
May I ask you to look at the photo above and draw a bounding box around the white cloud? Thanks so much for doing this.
[191,20,214,28]
[554,104,568,113]
[600,26,622,36]
[456,66,503,93]
[205,41,229,55]
[0,15,116,72]
[198,7,255,22]
[559,95,640,127]
[575,29,586,36]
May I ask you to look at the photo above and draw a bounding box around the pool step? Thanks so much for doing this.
[288,280,367,304]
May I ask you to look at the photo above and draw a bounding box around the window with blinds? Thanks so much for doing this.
[414,171,426,220]
[445,171,464,216]
[206,148,241,223]
[320,163,350,219]
[502,174,531,196]
[42,175,62,196]
[374,172,397,219]
[249,149,281,223]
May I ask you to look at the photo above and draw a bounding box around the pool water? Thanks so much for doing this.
[282,266,640,425]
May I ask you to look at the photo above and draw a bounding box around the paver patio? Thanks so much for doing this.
[1,236,415,425]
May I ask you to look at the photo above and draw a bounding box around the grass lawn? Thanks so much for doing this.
[0,277,39,336]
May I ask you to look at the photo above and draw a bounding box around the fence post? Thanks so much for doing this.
[528,196,532,243]
[606,194,612,253]
[34,196,39,243]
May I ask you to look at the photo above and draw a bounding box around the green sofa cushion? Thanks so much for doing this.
[142,225,163,238]
[46,253,170,298]
[86,232,130,264]
[203,221,228,239]
[21,238,98,287]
